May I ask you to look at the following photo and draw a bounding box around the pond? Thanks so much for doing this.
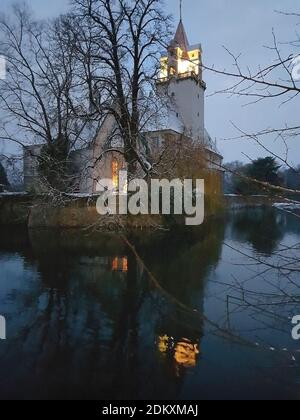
[0,207,299,400]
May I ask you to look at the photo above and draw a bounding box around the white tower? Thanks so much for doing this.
[157,14,206,142]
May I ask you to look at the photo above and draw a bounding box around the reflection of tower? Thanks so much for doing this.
[0,215,225,399]
[157,8,206,141]
[157,331,201,378]
[140,217,225,396]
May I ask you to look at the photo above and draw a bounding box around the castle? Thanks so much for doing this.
[24,16,223,194]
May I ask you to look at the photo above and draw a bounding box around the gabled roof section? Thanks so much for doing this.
[174,20,189,51]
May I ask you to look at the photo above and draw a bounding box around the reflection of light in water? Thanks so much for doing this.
[111,257,128,273]
[174,340,199,368]
[157,335,199,369]
[158,335,169,353]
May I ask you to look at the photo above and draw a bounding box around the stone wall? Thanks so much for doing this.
[28,202,164,229]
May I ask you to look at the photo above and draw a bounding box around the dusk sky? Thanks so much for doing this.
[1,0,299,165]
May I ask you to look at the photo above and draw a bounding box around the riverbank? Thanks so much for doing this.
[224,194,277,209]
[0,192,289,228]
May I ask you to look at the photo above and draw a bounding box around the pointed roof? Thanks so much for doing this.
[174,20,189,52]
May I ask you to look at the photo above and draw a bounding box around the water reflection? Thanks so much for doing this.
[0,221,223,400]
[230,208,284,256]
[158,335,200,370]
[0,208,299,400]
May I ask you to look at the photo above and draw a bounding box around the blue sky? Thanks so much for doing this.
[1,0,299,165]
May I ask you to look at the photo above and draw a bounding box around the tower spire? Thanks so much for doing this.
[179,0,182,21]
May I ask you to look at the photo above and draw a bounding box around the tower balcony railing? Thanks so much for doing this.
[156,71,206,89]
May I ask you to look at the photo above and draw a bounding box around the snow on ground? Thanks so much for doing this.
[273,201,300,210]
[224,194,240,197]
[0,192,28,197]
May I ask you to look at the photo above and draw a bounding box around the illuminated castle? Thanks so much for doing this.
[24,10,223,194]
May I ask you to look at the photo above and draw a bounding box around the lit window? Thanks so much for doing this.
[122,257,128,273]
[112,158,119,189]
[112,257,118,271]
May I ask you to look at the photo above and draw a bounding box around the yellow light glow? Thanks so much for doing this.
[112,257,118,271]
[111,256,128,273]
[174,340,199,368]
[157,335,200,369]
[160,57,168,79]
[178,58,190,74]
[159,47,200,79]
[188,50,199,59]
[158,335,169,353]
[178,54,199,76]
[122,257,128,273]
[112,159,119,189]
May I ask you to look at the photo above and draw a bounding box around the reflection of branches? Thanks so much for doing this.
[224,242,300,274]
[121,234,298,357]
[209,220,300,360]
[217,276,300,344]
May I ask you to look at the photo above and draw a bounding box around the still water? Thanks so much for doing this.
[0,208,299,400]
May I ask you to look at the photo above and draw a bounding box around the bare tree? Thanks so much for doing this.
[204,10,300,200]
[70,0,172,179]
[0,5,93,192]
[197,10,300,351]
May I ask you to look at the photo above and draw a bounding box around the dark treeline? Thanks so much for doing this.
[224,157,300,196]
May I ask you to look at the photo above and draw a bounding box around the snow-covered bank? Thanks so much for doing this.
[0,192,28,197]
[273,201,300,210]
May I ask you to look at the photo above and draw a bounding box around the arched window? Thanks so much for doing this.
[112,158,119,189]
